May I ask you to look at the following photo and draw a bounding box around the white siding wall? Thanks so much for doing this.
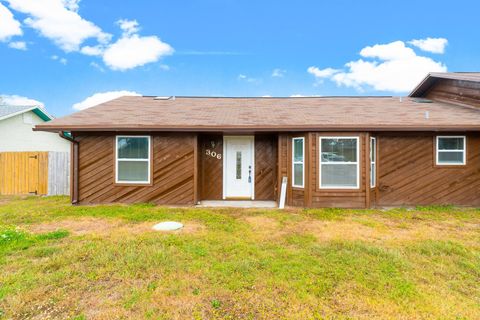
[0,111,70,152]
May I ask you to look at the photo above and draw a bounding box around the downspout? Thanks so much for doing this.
[58,131,79,204]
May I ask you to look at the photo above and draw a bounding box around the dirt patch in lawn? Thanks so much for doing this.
[27,217,206,236]
[244,216,280,231]
[289,217,479,244]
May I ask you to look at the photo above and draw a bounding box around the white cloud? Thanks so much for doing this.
[80,45,104,56]
[272,68,286,77]
[103,34,173,71]
[237,74,260,84]
[90,61,105,72]
[0,94,43,106]
[8,41,26,50]
[72,90,141,110]
[101,19,173,71]
[0,3,22,41]
[51,55,67,64]
[6,0,110,52]
[307,67,339,78]
[309,40,447,92]
[290,94,322,97]
[118,19,139,36]
[409,37,448,54]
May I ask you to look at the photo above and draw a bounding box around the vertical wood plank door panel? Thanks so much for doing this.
[199,134,224,200]
[255,134,278,200]
[0,152,48,195]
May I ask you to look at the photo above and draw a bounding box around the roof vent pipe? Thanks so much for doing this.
[399,97,403,102]
[425,111,430,119]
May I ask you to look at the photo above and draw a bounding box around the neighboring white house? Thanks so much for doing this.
[0,105,69,152]
[0,104,70,196]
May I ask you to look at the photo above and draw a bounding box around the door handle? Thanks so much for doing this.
[248,165,252,183]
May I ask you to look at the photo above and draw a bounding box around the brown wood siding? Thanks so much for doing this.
[278,132,368,208]
[310,133,368,208]
[277,134,288,202]
[426,79,480,109]
[287,134,306,207]
[376,133,480,206]
[198,134,223,200]
[254,134,277,200]
[76,133,196,205]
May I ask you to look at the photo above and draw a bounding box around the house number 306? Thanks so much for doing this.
[206,149,222,159]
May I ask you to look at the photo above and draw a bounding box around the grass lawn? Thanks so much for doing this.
[0,197,480,319]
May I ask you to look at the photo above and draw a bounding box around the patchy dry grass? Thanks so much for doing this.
[0,196,479,319]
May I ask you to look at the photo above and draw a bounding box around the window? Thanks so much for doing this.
[236,151,242,179]
[319,137,359,189]
[436,136,466,165]
[116,136,151,184]
[292,137,304,188]
[370,137,376,188]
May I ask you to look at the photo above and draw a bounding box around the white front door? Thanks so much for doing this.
[223,136,254,199]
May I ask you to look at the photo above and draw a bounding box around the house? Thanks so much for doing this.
[0,104,70,196]
[35,72,480,207]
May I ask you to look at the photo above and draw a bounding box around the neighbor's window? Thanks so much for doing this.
[436,136,466,165]
[370,137,376,188]
[116,136,151,183]
[292,137,304,188]
[319,137,359,189]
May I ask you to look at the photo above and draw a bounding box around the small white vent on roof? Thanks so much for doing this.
[154,96,175,100]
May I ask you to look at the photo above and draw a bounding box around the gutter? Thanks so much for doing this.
[58,131,79,204]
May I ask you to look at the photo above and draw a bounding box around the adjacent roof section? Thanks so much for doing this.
[0,105,53,122]
[35,96,480,132]
[409,72,480,97]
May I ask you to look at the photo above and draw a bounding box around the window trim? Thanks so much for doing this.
[319,136,360,190]
[292,137,305,188]
[370,137,376,188]
[115,135,152,184]
[435,135,466,166]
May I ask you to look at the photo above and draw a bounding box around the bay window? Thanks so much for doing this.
[292,137,304,188]
[319,137,359,189]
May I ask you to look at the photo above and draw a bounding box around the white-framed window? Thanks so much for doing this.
[436,136,466,165]
[319,137,359,189]
[292,137,304,188]
[115,135,151,184]
[370,137,376,188]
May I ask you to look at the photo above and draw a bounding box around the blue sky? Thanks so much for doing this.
[0,0,479,117]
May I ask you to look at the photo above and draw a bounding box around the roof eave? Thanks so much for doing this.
[34,124,480,133]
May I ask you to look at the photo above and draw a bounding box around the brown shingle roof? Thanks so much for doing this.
[35,96,480,132]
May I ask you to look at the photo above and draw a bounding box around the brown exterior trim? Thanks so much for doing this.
[432,134,468,169]
[365,133,371,208]
[315,133,363,193]
[35,124,480,133]
[193,134,199,204]
[72,140,79,204]
[112,135,154,187]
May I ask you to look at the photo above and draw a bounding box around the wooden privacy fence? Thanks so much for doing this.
[0,151,69,196]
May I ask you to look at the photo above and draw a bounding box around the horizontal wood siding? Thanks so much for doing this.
[76,133,196,205]
[255,134,277,200]
[376,133,480,206]
[426,79,480,109]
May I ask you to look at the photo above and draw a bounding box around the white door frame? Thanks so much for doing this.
[222,135,255,200]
